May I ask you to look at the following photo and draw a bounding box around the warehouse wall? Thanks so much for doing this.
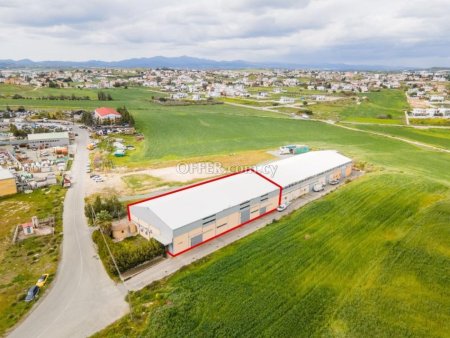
[130,205,173,245]
[0,178,17,197]
[281,162,352,203]
[170,190,279,255]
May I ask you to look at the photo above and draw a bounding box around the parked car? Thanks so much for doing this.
[312,183,325,192]
[25,285,40,302]
[277,203,288,212]
[36,274,49,288]
[329,179,340,185]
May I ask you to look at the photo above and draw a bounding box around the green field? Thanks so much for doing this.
[0,187,66,335]
[94,92,450,337]
[309,90,409,123]
[1,84,449,337]
[347,124,450,150]
[95,172,450,337]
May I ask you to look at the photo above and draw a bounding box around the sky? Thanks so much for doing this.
[0,0,449,67]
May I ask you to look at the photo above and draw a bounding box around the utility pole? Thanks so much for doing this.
[89,204,134,320]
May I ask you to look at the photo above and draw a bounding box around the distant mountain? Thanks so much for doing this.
[0,56,420,71]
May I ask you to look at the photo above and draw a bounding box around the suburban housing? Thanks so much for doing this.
[94,107,122,121]
[128,150,352,256]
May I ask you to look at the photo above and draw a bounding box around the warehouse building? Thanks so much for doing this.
[256,150,352,204]
[129,170,281,256]
[0,168,17,197]
[129,150,352,256]
[27,132,70,148]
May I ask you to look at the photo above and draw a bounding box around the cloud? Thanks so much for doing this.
[0,0,449,66]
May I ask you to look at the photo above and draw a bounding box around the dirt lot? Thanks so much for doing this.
[85,162,225,196]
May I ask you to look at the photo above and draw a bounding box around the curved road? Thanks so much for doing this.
[10,127,128,338]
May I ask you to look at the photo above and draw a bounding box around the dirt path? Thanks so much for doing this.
[329,121,450,153]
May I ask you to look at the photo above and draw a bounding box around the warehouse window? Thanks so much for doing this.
[217,223,227,228]
[202,218,216,225]
[260,193,269,202]
[202,214,216,220]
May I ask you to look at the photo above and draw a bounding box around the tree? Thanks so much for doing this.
[81,111,95,126]
[96,210,113,236]
[117,106,135,126]
[9,124,27,137]
[98,91,113,101]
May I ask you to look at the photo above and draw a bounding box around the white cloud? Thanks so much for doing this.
[0,0,449,66]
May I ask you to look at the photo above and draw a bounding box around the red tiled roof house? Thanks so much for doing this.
[94,107,122,121]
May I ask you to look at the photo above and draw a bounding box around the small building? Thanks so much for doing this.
[114,149,126,157]
[279,96,295,104]
[0,168,17,197]
[429,95,445,102]
[279,144,309,155]
[94,107,122,121]
[27,132,70,148]
[22,222,34,235]
[111,220,137,241]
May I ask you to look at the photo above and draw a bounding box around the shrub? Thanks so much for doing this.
[92,231,164,276]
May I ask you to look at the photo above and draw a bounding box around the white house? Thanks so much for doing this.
[94,107,122,121]
[279,97,295,104]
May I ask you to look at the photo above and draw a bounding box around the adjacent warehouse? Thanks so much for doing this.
[27,132,70,148]
[0,168,17,197]
[129,150,353,256]
[256,150,352,204]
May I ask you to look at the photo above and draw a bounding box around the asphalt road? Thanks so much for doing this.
[9,127,128,338]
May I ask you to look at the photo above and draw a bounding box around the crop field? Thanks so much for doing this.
[95,173,450,338]
[348,124,450,150]
[1,83,449,337]
[123,111,450,184]
[0,186,66,335]
[94,97,450,337]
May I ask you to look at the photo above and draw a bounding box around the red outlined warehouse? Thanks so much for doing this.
[128,150,352,256]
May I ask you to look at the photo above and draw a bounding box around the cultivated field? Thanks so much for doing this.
[349,124,450,150]
[1,84,449,337]
[93,100,450,337]
[95,172,450,337]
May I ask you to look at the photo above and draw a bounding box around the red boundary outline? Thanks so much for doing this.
[127,168,283,257]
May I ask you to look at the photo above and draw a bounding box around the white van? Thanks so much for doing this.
[312,183,324,192]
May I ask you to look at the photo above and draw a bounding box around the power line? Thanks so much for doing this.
[89,204,134,321]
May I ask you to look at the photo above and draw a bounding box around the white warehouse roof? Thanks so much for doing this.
[28,132,69,141]
[131,171,279,230]
[256,150,352,187]
[0,168,14,180]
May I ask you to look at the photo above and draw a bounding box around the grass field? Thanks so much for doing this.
[309,90,409,123]
[348,124,450,150]
[95,173,450,338]
[0,186,66,335]
[1,84,449,337]
[94,91,450,337]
